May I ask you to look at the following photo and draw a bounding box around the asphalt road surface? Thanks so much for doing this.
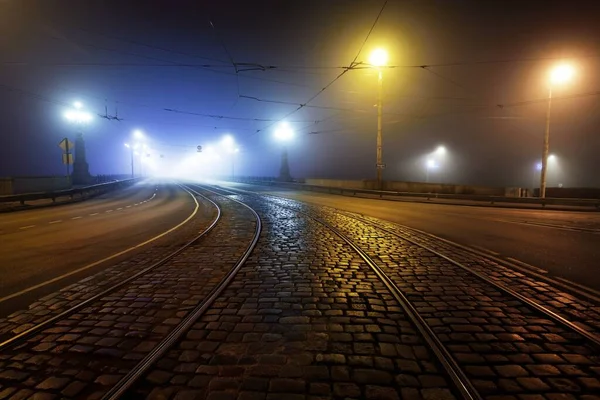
[0,180,197,315]
[224,181,600,292]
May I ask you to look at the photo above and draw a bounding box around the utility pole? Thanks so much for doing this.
[540,87,552,198]
[376,69,384,189]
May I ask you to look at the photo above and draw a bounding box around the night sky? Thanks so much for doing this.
[1,0,599,188]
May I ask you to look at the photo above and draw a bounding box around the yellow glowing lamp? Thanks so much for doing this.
[549,64,574,85]
[369,48,388,67]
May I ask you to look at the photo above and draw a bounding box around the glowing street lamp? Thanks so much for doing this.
[128,130,148,178]
[369,48,388,68]
[64,102,93,124]
[550,65,575,85]
[274,123,294,142]
[221,134,235,148]
[540,64,574,198]
[274,122,293,181]
[369,48,388,189]
[133,129,144,140]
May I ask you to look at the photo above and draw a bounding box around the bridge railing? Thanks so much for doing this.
[231,178,600,209]
[0,179,139,206]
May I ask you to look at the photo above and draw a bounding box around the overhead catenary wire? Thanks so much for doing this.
[209,19,241,109]
[250,0,389,137]
[240,94,418,117]
[72,26,229,64]
[163,107,318,123]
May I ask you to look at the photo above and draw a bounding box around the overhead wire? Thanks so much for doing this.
[240,94,416,117]
[250,0,389,137]
[163,107,318,123]
[209,19,241,109]
[72,26,229,64]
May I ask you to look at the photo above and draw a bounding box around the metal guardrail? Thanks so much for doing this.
[234,178,600,209]
[0,179,139,206]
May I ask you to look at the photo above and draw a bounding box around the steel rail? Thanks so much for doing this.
[336,210,600,347]
[0,185,220,351]
[234,181,600,346]
[202,183,481,400]
[101,183,262,400]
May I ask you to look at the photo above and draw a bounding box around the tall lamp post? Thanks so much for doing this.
[540,64,574,198]
[274,122,294,181]
[124,143,134,178]
[534,154,556,193]
[369,48,388,189]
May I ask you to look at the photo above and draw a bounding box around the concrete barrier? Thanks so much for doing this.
[0,179,138,207]
[304,178,521,197]
[0,176,71,195]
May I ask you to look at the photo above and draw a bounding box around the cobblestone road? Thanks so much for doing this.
[266,195,600,399]
[348,211,600,336]
[2,187,600,400]
[133,191,457,400]
[0,194,257,399]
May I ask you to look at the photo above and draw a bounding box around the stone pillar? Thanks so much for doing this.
[72,132,91,185]
[278,148,291,182]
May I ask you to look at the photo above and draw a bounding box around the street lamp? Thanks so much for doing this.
[127,130,147,178]
[274,122,294,181]
[369,48,388,189]
[540,64,574,198]
[124,143,134,178]
[221,134,235,148]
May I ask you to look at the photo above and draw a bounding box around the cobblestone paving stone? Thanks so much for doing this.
[0,187,216,339]
[265,196,600,399]
[133,192,457,400]
[0,195,257,399]
[337,209,600,336]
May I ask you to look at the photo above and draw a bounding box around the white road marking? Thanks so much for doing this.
[0,188,200,304]
[49,220,62,224]
[106,210,113,213]
[71,216,82,220]
[126,206,131,208]
[117,208,123,210]
[89,213,99,216]
[19,225,36,230]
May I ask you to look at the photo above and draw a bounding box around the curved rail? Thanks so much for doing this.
[220,182,600,344]
[388,221,600,303]
[0,185,221,351]
[202,183,481,400]
[101,183,262,400]
[338,210,600,347]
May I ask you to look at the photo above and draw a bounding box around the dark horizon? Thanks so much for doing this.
[1,0,600,188]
